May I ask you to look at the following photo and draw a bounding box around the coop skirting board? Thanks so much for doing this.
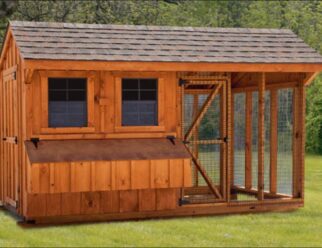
[25,199,303,225]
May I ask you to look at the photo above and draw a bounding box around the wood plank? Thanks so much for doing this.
[115,161,131,190]
[138,189,156,211]
[156,188,178,210]
[40,73,48,128]
[298,84,305,199]
[227,76,233,202]
[32,199,303,224]
[303,72,319,86]
[158,77,165,128]
[151,159,169,188]
[87,73,95,128]
[26,194,46,217]
[114,77,122,128]
[92,161,112,191]
[100,191,120,213]
[61,192,81,215]
[24,60,322,73]
[71,162,91,192]
[81,192,100,215]
[38,132,177,140]
[40,127,95,134]
[270,89,278,194]
[258,73,265,200]
[165,73,177,133]
[183,159,192,187]
[245,91,252,189]
[119,190,138,213]
[46,194,62,216]
[53,162,71,193]
[39,163,50,194]
[220,78,227,199]
[131,160,150,189]
[169,159,184,188]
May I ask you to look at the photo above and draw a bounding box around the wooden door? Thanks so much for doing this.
[181,76,229,202]
[1,69,19,209]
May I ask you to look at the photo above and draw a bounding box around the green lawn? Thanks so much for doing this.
[1,155,322,247]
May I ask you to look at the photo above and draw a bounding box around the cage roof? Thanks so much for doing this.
[7,20,322,64]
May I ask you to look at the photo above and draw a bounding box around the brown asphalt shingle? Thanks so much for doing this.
[9,20,322,63]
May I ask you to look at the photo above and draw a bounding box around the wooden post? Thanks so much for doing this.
[0,69,3,205]
[270,89,278,194]
[258,73,265,200]
[298,83,305,200]
[245,91,252,190]
[293,81,305,199]
[226,74,232,202]
[220,80,227,199]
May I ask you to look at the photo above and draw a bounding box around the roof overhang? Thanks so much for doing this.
[24,59,322,73]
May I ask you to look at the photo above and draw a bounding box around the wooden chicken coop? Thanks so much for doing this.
[0,21,321,224]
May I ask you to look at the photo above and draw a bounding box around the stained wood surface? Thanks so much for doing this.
[0,32,21,211]
[26,188,179,218]
[24,60,322,73]
[257,73,265,200]
[28,159,192,194]
[25,139,190,163]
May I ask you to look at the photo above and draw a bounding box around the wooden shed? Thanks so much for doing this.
[0,21,321,224]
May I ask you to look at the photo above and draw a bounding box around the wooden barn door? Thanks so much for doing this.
[180,73,231,203]
[0,68,19,209]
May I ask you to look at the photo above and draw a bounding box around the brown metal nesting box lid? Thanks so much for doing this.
[25,138,191,163]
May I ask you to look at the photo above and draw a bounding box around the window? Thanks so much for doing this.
[122,78,158,126]
[48,78,87,127]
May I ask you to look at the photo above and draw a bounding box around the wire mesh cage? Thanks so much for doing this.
[277,88,293,196]
[232,88,294,202]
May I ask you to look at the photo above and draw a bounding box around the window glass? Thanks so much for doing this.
[122,78,158,126]
[48,78,87,127]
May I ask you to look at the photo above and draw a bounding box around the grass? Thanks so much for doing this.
[0,155,322,247]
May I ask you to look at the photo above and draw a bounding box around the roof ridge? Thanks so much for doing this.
[9,20,294,34]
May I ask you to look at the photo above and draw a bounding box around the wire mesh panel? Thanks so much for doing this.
[198,95,221,141]
[233,91,272,202]
[197,144,221,185]
[233,93,246,187]
[264,91,271,192]
[184,92,221,188]
[252,92,259,190]
[277,88,293,195]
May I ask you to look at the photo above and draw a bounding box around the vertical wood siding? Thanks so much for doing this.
[28,159,192,194]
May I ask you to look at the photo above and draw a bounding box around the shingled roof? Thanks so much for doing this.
[8,20,322,63]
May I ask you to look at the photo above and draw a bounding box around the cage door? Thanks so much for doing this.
[181,76,229,203]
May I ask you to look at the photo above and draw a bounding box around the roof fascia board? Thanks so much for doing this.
[24,59,322,73]
[0,23,13,68]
